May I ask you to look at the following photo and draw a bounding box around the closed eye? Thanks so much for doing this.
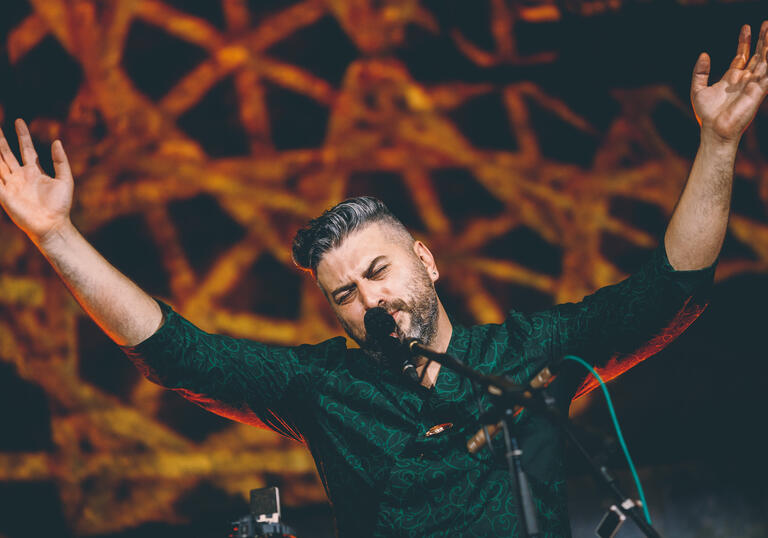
[336,288,355,305]
[371,264,388,278]
[331,257,390,305]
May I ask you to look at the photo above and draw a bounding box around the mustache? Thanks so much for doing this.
[381,298,409,314]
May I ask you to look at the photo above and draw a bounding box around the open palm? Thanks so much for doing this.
[0,119,73,244]
[692,22,768,144]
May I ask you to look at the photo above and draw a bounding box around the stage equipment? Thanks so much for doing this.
[596,503,628,537]
[400,341,663,538]
[228,487,297,538]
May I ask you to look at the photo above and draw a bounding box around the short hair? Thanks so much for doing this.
[292,196,414,274]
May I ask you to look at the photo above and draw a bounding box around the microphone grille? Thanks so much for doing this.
[364,307,395,341]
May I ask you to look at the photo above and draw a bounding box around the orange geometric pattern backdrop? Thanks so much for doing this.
[0,0,766,534]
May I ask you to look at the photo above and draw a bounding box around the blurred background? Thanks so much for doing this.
[0,0,767,536]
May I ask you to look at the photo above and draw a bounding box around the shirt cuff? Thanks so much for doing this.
[118,298,174,355]
[657,240,718,297]
[117,299,181,386]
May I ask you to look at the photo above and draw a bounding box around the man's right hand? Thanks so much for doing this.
[0,118,74,246]
[0,117,162,347]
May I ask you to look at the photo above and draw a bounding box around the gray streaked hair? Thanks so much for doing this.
[292,196,413,274]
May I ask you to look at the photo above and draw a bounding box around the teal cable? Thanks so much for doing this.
[562,355,652,524]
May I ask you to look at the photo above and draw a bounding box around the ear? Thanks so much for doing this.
[413,240,439,282]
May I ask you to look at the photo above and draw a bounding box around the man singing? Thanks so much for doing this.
[1,22,766,537]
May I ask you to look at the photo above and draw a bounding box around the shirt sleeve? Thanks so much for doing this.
[548,241,717,401]
[119,299,344,442]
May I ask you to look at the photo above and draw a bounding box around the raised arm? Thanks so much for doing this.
[0,119,162,346]
[665,22,768,270]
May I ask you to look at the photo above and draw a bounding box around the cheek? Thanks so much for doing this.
[336,305,365,332]
[397,311,413,332]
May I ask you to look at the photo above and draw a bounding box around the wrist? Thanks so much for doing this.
[36,219,78,252]
[699,128,740,153]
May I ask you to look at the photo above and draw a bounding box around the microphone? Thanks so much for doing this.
[466,361,560,454]
[363,307,422,385]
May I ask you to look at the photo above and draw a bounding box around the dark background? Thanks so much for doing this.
[0,0,766,536]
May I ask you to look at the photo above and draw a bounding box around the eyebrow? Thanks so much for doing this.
[330,255,389,299]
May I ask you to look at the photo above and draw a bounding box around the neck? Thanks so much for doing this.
[414,300,452,389]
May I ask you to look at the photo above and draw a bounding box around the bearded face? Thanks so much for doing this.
[341,260,439,350]
[315,222,442,353]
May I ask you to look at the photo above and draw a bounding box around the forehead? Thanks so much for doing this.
[315,222,409,288]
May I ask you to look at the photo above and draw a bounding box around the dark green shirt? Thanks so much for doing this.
[121,244,715,537]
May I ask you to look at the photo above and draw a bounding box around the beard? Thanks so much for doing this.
[338,262,439,362]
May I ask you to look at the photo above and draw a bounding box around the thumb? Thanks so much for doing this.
[691,52,710,98]
[51,140,72,181]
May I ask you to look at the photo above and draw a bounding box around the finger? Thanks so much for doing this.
[762,21,768,64]
[0,127,20,172]
[754,56,768,80]
[729,24,751,70]
[14,118,39,167]
[51,140,72,180]
[747,21,768,72]
[691,52,711,98]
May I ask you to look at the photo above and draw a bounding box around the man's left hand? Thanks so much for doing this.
[691,21,768,147]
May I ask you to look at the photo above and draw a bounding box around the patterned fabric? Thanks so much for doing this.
[120,243,715,537]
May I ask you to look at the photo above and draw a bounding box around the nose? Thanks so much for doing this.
[358,281,385,311]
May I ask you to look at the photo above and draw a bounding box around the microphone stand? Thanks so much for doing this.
[410,340,541,537]
[406,341,662,538]
[502,410,540,537]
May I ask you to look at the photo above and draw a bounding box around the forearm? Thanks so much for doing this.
[36,220,163,346]
[664,134,738,270]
